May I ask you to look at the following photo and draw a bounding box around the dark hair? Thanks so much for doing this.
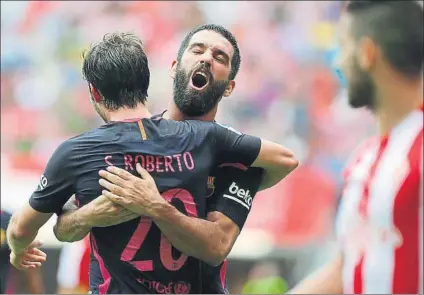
[346,1,423,78]
[177,24,241,80]
[82,32,150,110]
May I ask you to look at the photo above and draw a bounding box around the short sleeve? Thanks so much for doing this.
[207,166,264,230]
[213,123,261,168]
[29,140,76,214]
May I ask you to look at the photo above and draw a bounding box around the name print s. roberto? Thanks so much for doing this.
[104,152,196,173]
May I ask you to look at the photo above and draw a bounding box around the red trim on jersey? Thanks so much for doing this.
[353,137,389,294]
[220,260,228,290]
[78,238,91,292]
[218,163,248,171]
[110,118,144,123]
[91,234,111,294]
[392,129,423,293]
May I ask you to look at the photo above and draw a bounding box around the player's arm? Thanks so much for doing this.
[199,166,264,262]
[53,196,90,242]
[250,138,298,189]
[153,167,263,265]
[153,206,239,267]
[7,141,75,267]
[289,183,348,294]
[98,165,263,266]
[53,195,138,242]
[287,250,344,294]
[7,205,52,255]
[213,123,298,190]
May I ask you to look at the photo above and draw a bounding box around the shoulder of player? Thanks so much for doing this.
[153,119,243,137]
[214,122,242,134]
[64,126,114,148]
[189,120,243,136]
[171,119,216,132]
[52,130,100,159]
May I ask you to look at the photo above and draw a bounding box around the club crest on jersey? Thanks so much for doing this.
[206,176,215,198]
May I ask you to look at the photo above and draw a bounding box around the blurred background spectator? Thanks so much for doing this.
[1,1,375,293]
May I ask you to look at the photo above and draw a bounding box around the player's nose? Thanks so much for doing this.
[199,60,212,68]
[199,51,213,65]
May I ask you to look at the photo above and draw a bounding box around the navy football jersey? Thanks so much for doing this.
[200,166,264,293]
[155,113,265,294]
[29,117,261,294]
[1,210,12,294]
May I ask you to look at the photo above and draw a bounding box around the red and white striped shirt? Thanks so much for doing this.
[337,105,423,294]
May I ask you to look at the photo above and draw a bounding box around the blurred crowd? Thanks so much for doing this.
[1,1,376,293]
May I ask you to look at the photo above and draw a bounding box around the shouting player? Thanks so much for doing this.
[7,32,297,294]
[52,24,285,294]
[290,1,423,294]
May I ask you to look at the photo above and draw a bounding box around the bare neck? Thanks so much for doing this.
[108,104,152,122]
[164,101,217,122]
[375,76,422,135]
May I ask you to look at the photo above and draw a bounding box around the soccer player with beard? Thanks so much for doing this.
[7,32,297,294]
[104,25,275,293]
[49,25,295,294]
[289,1,423,294]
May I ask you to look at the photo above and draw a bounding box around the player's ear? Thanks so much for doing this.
[89,83,102,103]
[170,60,177,80]
[358,37,377,72]
[223,80,235,98]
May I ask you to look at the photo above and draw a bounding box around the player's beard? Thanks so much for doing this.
[347,59,376,110]
[173,65,229,117]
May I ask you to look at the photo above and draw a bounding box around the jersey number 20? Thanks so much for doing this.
[120,188,198,271]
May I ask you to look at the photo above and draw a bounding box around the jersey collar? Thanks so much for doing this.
[156,109,216,123]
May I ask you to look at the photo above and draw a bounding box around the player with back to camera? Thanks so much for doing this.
[50,24,298,294]
[7,32,298,294]
[289,1,423,294]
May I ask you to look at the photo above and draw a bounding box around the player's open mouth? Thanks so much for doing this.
[190,70,210,90]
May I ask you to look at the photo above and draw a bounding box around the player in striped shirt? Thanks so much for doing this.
[290,1,423,294]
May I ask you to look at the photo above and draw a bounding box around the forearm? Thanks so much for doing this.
[288,252,344,294]
[54,207,92,242]
[150,203,231,266]
[7,214,38,254]
[252,139,299,190]
[260,165,295,190]
[7,205,53,254]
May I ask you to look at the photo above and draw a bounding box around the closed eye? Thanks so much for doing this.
[215,50,229,64]
[215,55,225,63]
